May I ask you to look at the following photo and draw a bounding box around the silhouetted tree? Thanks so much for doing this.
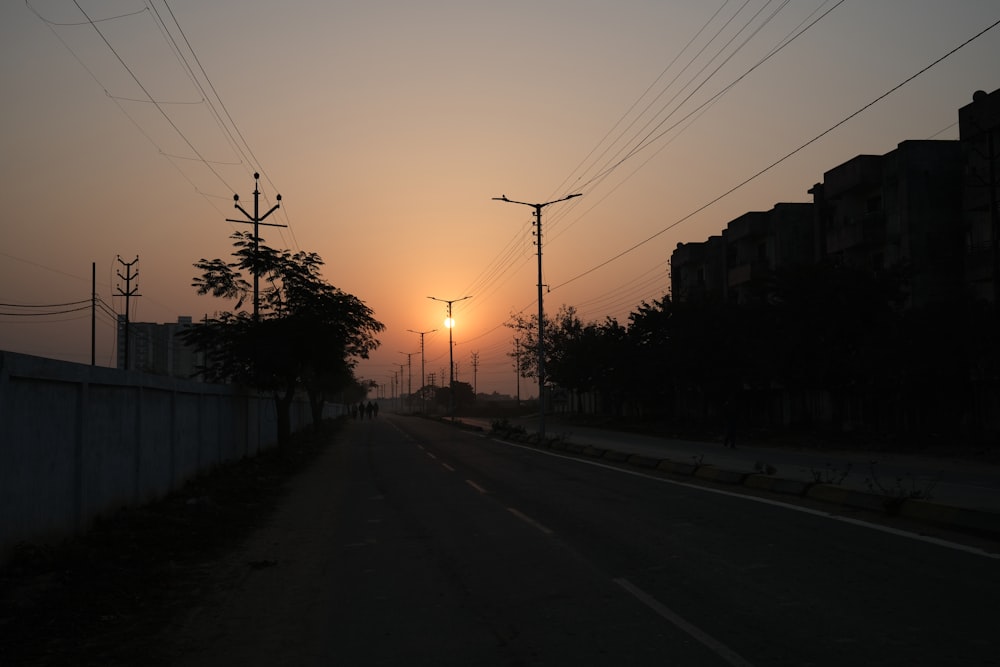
[434,381,475,413]
[183,232,384,441]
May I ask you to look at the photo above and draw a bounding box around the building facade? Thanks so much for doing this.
[960,88,1000,305]
[671,203,813,306]
[117,315,199,379]
[672,89,1000,310]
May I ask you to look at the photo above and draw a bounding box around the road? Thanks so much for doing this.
[158,415,999,666]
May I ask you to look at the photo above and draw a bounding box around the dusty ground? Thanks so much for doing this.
[0,420,342,667]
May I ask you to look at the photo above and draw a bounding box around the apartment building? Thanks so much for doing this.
[673,141,965,309]
[117,315,200,379]
[960,88,1000,305]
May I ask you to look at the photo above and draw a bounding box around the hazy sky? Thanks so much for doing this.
[2,1,999,397]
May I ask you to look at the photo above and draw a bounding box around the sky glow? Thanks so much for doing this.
[2,1,999,397]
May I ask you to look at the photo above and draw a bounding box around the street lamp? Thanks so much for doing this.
[492,193,581,439]
[427,295,472,419]
[407,328,436,413]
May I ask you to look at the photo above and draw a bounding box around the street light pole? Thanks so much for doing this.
[407,328,437,413]
[427,295,472,419]
[399,351,417,412]
[492,193,581,439]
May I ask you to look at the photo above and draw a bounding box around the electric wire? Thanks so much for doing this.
[27,1,293,246]
[471,0,819,334]
[156,0,298,249]
[455,3,987,384]
[0,299,91,308]
[70,1,236,193]
[549,15,1000,295]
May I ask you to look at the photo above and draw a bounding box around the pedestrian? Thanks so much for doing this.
[366,401,374,419]
[372,401,379,418]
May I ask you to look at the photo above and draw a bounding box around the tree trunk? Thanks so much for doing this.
[306,386,325,432]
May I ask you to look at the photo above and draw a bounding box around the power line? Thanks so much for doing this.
[30,1,295,247]
[0,299,90,308]
[70,0,236,193]
[550,14,1000,294]
[155,0,299,250]
[464,2,829,325]
[0,305,91,317]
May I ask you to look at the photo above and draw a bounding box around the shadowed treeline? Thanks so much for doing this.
[510,263,1000,450]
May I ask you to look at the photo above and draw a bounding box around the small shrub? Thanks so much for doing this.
[810,461,852,485]
[865,461,939,501]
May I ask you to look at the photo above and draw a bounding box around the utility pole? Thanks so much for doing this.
[398,363,405,411]
[428,295,472,419]
[493,193,581,438]
[116,255,140,371]
[399,351,416,412]
[471,351,479,397]
[91,262,96,366]
[226,172,284,323]
[407,328,436,413]
[514,337,521,406]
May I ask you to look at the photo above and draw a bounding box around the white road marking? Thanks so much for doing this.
[507,507,553,535]
[442,463,455,472]
[493,439,1000,560]
[465,479,488,494]
[615,577,754,667]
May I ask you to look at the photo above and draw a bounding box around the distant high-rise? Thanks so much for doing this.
[117,315,199,379]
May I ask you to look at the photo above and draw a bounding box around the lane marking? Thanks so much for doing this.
[426,452,437,460]
[442,463,455,472]
[615,577,754,667]
[465,479,489,494]
[507,507,553,535]
[493,439,1000,560]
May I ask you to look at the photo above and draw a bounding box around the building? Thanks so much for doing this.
[811,140,965,308]
[670,235,725,304]
[959,88,1000,305]
[671,203,813,305]
[117,315,200,379]
[673,140,965,310]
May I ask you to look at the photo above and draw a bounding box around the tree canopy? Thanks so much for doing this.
[183,232,384,440]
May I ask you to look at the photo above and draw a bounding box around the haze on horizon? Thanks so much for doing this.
[2,1,999,397]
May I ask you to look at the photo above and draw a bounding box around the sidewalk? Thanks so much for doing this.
[459,415,1000,538]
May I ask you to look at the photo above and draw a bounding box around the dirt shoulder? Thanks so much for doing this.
[0,420,344,667]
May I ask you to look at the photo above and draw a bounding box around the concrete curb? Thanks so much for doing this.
[486,427,1000,540]
[694,465,748,485]
[899,499,1000,536]
[744,474,811,497]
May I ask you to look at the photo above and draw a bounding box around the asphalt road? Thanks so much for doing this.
[159,415,999,666]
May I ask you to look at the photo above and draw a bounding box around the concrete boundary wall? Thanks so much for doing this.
[0,350,315,557]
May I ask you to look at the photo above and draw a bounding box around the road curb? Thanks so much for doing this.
[745,474,811,497]
[486,427,1000,540]
[899,498,1000,537]
[694,465,748,485]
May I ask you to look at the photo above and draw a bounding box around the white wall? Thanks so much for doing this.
[0,350,315,558]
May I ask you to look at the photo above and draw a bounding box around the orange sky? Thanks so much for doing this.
[2,1,999,397]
